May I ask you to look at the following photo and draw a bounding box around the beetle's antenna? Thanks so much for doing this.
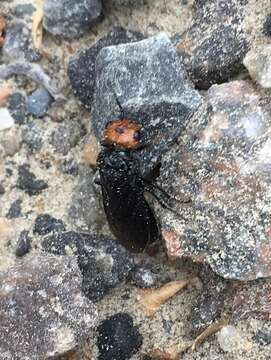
[114,91,125,119]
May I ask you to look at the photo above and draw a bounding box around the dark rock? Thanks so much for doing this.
[128,265,158,288]
[42,231,135,301]
[6,199,22,219]
[33,214,66,235]
[15,230,31,257]
[0,256,98,359]
[68,26,143,108]
[91,33,202,177]
[109,0,144,5]
[67,165,104,231]
[253,330,271,346]
[58,159,79,176]
[97,313,143,360]
[263,14,271,36]
[49,119,86,155]
[8,92,27,125]
[176,0,249,89]
[43,0,102,39]
[161,80,271,280]
[17,164,48,196]
[26,88,54,118]
[0,183,5,194]
[12,3,36,18]
[2,21,41,62]
[22,122,43,152]
[191,289,226,330]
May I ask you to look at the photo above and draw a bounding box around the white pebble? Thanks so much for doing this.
[0,108,15,131]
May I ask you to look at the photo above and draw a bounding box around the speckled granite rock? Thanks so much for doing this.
[91,33,202,176]
[244,45,271,88]
[0,256,98,359]
[160,80,271,280]
[176,0,249,89]
[43,0,102,39]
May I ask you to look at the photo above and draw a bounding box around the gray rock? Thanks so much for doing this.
[49,119,86,155]
[176,0,249,89]
[33,214,66,235]
[161,80,271,280]
[12,3,36,18]
[17,164,48,196]
[42,232,135,301]
[43,0,102,39]
[263,14,271,36]
[91,33,202,177]
[109,0,144,5]
[243,45,271,88]
[3,21,41,62]
[0,256,97,359]
[128,265,158,288]
[26,88,54,118]
[68,26,143,108]
[0,183,5,194]
[8,92,27,125]
[15,230,31,257]
[0,126,22,157]
[67,165,104,231]
[6,199,22,219]
[22,122,43,152]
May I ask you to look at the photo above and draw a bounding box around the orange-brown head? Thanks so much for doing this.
[101,119,142,149]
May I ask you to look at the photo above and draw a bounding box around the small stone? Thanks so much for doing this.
[68,27,143,108]
[13,3,36,18]
[42,232,135,301]
[22,122,43,152]
[6,199,22,219]
[15,230,31,257]
[49,119,86,155]
[8,92,27,125]
[3,21,41,62]
[253,330,271,346]
[82,135,98,166]
[97,313,143,360]
[67,165,104,231]
[243,45,271,88]
[43,0,102,39]
[26,88,54,118]
[128,266,158,288]
[0,108,15,131]
[0,183,5,194]
[17,164,48,196]
[0,126,22,157]
[109,0,144,5]
[0,256,98,359]
[263,14,271,36]
[217,325,253,353]
[33,214,66,235]
[58,159,79,176]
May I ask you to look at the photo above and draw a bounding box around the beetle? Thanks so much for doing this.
[96,98,180,253]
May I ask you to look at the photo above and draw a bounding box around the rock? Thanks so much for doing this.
[217,325,252,353]
[17,164,48,196]
[58,159,79,176]
[176,1,249,89]
[232,281,271,321]
[0,183,5,194]
[26,88,54,118]
[0,108,15,131]
[128,265,158,288]
[109,0,144,6]
[160,80,271,280]
[91,33,202,177]
[0,256,98,359]
[68,27,143,108]
[22,122,43,152]
[0,218,13,244]
[263,14,271,36]
[15,230,31,257]
[82,135,98,166]
[49,119,86,155]
[243,45,271,88]
[97,313,143,360]
[0,126,22,157]
[12,3,36,18]
[33,214,66,235]
[6,199,22,219]
[8,92,27,125]
[2,21,41,62]
[42,232,135,301]
[67,165,104,231]
[43,0,102,39]
[253,330,271,346]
